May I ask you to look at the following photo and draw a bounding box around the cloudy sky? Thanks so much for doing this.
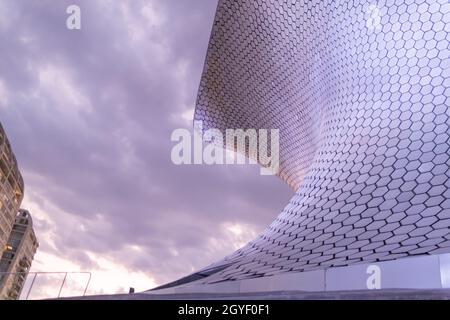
[0,0,292,297]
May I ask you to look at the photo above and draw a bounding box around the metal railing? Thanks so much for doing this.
[0,271,92,299]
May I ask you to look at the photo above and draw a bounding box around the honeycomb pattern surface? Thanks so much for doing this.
[193,0,450,283]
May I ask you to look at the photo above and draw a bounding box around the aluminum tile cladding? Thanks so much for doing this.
[190,0,450,284]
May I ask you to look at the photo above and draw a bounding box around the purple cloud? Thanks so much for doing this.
[0,0,291,293]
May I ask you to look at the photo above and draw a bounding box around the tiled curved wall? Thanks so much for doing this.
[192,0,450,284]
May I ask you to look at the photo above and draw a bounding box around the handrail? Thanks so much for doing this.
[0,271,92,299]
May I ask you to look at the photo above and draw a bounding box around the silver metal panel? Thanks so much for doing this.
[326,255,442,291]
[438,254,450,288]
[168,0,450,288]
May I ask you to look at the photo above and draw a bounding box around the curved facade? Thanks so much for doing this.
[163,0,450,289]
[0,209,39,300]
[0,123,24,252]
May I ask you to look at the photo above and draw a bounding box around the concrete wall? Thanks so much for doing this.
[147,253,450,295]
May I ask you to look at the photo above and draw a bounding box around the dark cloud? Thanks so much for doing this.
[0,0,292,289]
